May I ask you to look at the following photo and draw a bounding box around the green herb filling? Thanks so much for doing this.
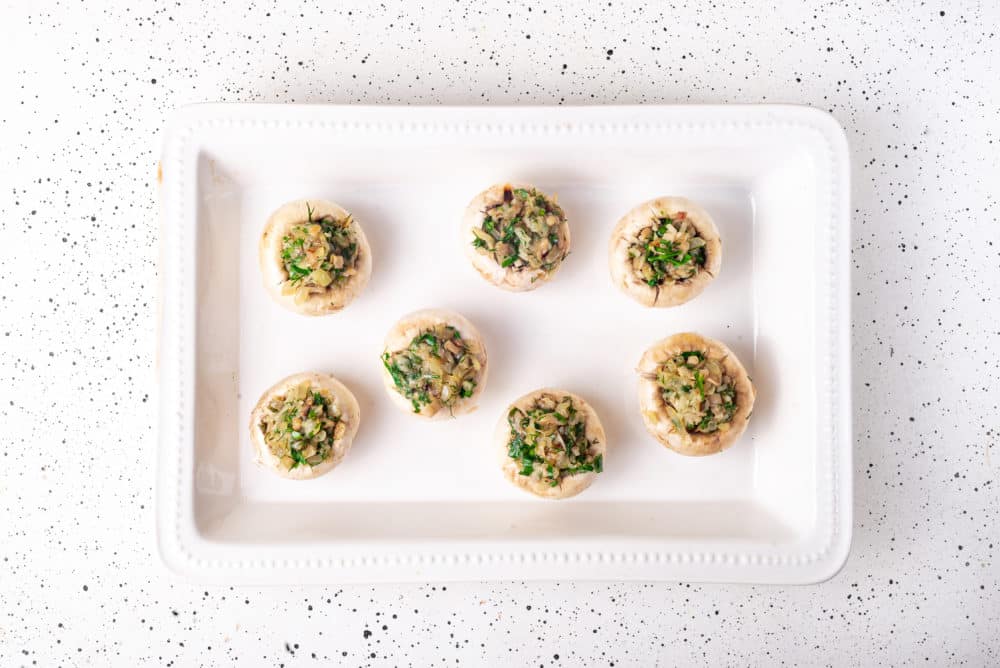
[470,186,567,274]
[258,380,346,471]
[506,393,603,487]
[381,324,483,415]
[627,211,707,287]
[655,351,737,435]
[280,203,360,303]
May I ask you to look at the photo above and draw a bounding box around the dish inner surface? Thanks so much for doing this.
[190,138,818,544]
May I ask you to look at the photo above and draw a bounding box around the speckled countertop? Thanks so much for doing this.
[1,1,997,666]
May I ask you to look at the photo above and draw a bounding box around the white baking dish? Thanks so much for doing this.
[156,104,851,583]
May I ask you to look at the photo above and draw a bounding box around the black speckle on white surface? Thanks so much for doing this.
[1,0,998,666]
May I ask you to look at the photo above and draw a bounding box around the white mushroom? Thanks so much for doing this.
[496,388,606,499]
[609,196,721,308]
[637,333,754,456]
[259,198,372,316]
[380,308,489,420]
[248,371,361,479]
[461,183,570,292]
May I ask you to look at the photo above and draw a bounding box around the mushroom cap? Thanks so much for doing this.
[609,196,721,307]
[461,182,570,292]
[248,371,361,479]
[259,198,372,316]
[380,308,489,419]
[637,332,755,456]
[496,388,606,499]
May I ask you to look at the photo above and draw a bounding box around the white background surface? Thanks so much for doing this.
[0,1,997,665]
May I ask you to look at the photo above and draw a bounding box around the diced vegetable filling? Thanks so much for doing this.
[506,393,603,487]
[627,211,707,287]
[655,351,737,435]
[471,186,567,274]
[258,381,347,471]
[381,324,483,415]
[280,203,359,303]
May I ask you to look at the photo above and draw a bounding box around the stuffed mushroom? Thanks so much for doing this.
[380,308,488,419]
[637,332,754,456]
[463,183,570,291]
[249,372,361,479]
[497,389,606,499]
[259,198,372,315]
[609,196,721,307]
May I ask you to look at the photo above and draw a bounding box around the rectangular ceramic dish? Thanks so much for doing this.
[156,104,851,584]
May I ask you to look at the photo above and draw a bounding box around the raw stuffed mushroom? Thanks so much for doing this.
[380,308,488,419]
[463,183,570,291]
[259,198,372,315]
[637,332,754,456]
[249,372,361,479]
[609,196,721,307]
[497,388,606,499]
